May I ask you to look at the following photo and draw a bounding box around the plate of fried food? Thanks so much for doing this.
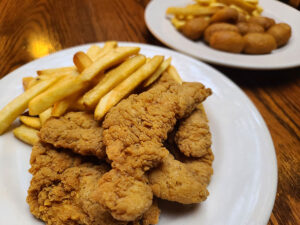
[0,42,276,225]
[145,0,300,69]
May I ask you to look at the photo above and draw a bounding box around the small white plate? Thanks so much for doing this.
[0,43,277,225]
[145,0,300,70]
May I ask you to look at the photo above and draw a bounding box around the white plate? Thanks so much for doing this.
[0,43,277,225]
[145,0,300,70]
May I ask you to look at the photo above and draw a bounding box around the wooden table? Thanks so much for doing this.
[0,0,299,224]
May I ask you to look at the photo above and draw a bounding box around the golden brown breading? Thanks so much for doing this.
[93,169,153,222]
[39,112,106,159]
[97,74,212,221]
[149,105,213,204]
[139,199,160,225]
[103,76,212,176]
[149,152,212,204]
[175,104,212,158]
[27,141,126,225]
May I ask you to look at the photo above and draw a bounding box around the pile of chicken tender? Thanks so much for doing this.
[167,0,292,54]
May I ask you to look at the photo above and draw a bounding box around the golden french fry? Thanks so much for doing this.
[143,57,172,87]
[28,46,140,115]
[195,0,212,5]
[218,0,256,12]
[94,55,164,120]
[52,88,89,117]
[19,116,41,129]
[171,17,186,29]
[13,125,39,145]
[23,77,34,90]
[167,65,183,84]
[28,76,84,115]
[244,0,258,5]
[73,51,93,73]
[86,45,103,61]
[81,46,140,81]
[0,77,58,134]
[210,2,227,8]
[166,6,219,16]
[71,96,86,111]
[39,107,52,125]
[86,42,118,62]
[51,52,96,116]
[83,55,146,108]
[37,66,78,76]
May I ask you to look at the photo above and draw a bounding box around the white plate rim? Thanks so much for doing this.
[0,42,277,225]
[145,0,300,70]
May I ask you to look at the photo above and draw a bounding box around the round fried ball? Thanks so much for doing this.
[209,31,245,53]
[248,16,275,30]
[243,33,277,54]
[210,7,239,24]
[267,23,292,47]
[204,23,239,43]
[180,17,209,40]
[237,22,264,35]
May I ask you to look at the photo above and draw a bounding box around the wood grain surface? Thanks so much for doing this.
[0,0,299,224]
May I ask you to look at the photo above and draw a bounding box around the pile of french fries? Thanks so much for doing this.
[0,41,183,145]
[167,0,263,29]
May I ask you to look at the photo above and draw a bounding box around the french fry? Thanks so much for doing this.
[81,46,140,81]
[52,88,89,117]
[86,45,103,61]
[244,0,258,5]
[167,65,183,84]
[73,51,93,73]
[71,97,86,111]
[195,0,212,5]
[171,17,186,29]
[13,125,39,145]
[94,41,118,60]
[74,51,104,85]
[19,116,41,129]
[94,55,164,120]
[26,76,49,89]
[23,77,34,90]
[39,107,52,125]
[166,5,219,16]
[83,55,146,108]
[143,57,172,87]
[218,0,256,12]
[0,77,58,134]
[37,66,78,76]
[51,52,95,116]
[28,47,140,115]
[28,75,84,115]
[50,51,94,116]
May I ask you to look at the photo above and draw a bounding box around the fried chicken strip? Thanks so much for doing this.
[96,74,212,221]
[149,105,213,204]
[175,104,212,157]
[27,142,160,225]
[27,141,126,225]
[39,112,106,159]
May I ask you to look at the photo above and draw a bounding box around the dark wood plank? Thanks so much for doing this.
[0,0,299,224]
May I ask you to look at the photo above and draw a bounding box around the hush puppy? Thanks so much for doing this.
[204,23,239,42]
[209,31,245,53]
[181,17,209,40]
[237,22,264,35]
[267,23,291,47]
[248,16,275,30]
[243,33,277,54]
